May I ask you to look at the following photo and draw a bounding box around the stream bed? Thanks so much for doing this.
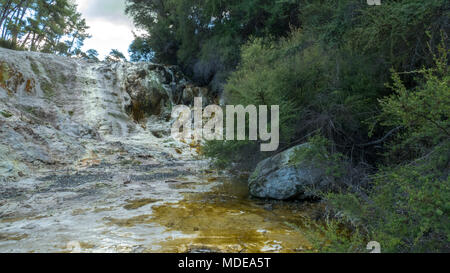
[0,134,319,253]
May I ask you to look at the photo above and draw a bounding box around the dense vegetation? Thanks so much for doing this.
[0,0,91,57]
[126,0,449,253]
[125,0,302,93]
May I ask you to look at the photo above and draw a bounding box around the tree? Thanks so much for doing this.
[106,49,126,62]
[128,35,154,62]
[125,0,302,91]
[84,48,99,61]
[0,0,91,56]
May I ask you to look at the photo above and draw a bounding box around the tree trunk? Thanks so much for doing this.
[12,0,29,43]
[0,0,14,28]
[21,31,31,48]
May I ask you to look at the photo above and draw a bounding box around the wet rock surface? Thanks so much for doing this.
[249,144,328,200]
[0,135,213,252]
[0,48,316,253]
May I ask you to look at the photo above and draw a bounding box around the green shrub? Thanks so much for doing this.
[316,44,450,253]
[203,28,381,169]
[379,41,450,162]
[321,154,450,253]
[202,140,263,170]
[202,30,335,168]
[290,134,347,180]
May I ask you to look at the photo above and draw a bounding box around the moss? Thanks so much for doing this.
[30,62,40,75]
[40,80,55,98]
[72,208,90,216]
[93,206,115,213]
[0,215,47,224]
[59,73,69,84]
[108,112,129,121]
[23,106,35,115]
[129,100,145,122]
[0,216,27,223]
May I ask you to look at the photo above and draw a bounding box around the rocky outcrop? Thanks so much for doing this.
[124,63,185,120]
[0,47,212,182]
[248,144,330,200]
[123,63,214,121]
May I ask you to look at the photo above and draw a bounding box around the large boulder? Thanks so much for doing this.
[125,66,169,117]
[248,144,330,200]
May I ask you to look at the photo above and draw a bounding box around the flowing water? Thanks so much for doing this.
[0,134,319,253]
[0,48,318,253]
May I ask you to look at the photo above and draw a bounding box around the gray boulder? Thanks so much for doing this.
[248,143,330,200]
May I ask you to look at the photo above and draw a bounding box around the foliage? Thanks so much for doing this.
[202,140,263,170]
[316,46,450,253]
[205,28,384,169]
[0,0,90,56]
[106,49,127,62]
[290,135,347,179]
[320,153,450,253]
[128,36,154,62]
[198,0,450,252]
[83,49,99,62]
[379,41,450,162]
[0,37,23,50]
[125,0,302,91]
[1,0,445,253]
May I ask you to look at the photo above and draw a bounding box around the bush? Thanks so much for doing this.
[202,140,263,170]
[320,153,450,253]
[379,41,450,162]
[316,44,450,253]
[197,0,449,253]
[203,27,383,169]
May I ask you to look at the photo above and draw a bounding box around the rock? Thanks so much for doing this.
[22,223,38,230]
[131,246,146,253]
[182,85,194,105]
[182,84,209,106]
[248,144,329,200]
[124,63,190,117]
[263,204,274,211]
[0,47,211,182]
[123,175,132,185]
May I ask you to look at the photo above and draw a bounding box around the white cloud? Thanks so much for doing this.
[76,0,138,60]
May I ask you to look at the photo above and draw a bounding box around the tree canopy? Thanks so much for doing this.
[125,0,302,91]
[0,0,90,56]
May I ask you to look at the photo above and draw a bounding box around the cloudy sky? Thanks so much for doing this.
[76,0,140,60]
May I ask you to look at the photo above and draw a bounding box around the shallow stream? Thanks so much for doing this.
[0,135,319,253]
